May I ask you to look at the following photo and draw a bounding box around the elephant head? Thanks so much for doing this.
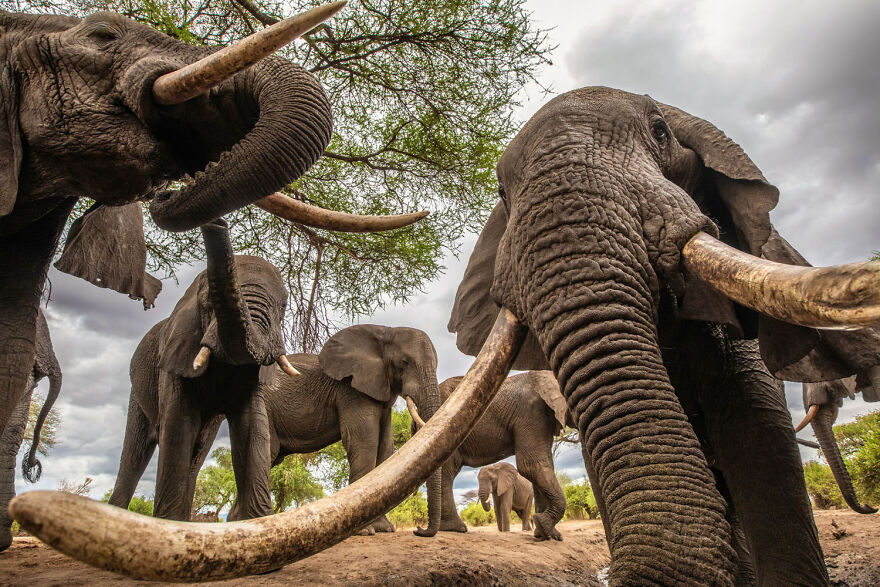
[318,324,443,536]
[798,380,877,514]
[443,87,880,583]
[0,2,427,438]
[477,462,518,511]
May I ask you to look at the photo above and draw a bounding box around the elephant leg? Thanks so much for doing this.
[699,340,828,585]
[497,492,513,532]
[226,392,273,521]
[369,410,395,533]
[440,456,467,532]
[108,396,157,510]
[533,482,547,514]
[521,494,533,531]
[154,379,203,521]
[340,403,381,535]
[0,383,34,551]
[185,415,223,520]
[516,441,564,541]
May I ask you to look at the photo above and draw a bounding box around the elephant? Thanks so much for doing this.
[0,308,61,551]
[443,87,880,585]
[477,462,534,533]
[795,379,877,514]
[108,219,296,521]
[11,90,880,582]
[413,371,569,540]
[0,3,426,447]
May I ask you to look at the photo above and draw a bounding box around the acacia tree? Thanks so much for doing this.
[6,0,552,351]
[24,392,61,458]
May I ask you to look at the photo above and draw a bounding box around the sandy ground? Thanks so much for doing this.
[0,510,877,585]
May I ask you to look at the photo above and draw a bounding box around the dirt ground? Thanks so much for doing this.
[0,510,877,585]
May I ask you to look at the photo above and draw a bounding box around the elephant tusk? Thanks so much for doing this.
[682,232,880,329]
[405,396,426,429]
[9,308,526,581]
[276,354,301,377]
[152,1,347,105]
[192,346,211,371]
[254,193,429,233]
[794,404,819,433]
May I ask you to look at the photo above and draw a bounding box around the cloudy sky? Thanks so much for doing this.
[17,0,880,511]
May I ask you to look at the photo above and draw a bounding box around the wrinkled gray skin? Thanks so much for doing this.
[802,380,877,514]
[435,371,568,541]
[109,220,290,521]
[261,325,442,535]
[447,87,880,585]
[0,308,60,551]
[0,11,332,442]
[477,462,533,533]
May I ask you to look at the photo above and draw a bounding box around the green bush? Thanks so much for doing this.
[460,501,495,526]
[387,490,429,529]
[100,490,155,516]
[564,481,599,520]
[803,461,846,509]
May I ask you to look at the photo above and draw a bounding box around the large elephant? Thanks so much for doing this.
[0,3,425,442]
[108,219,295,520]
[11,91,880,582]
[420,371,568,540]
[443,87,880,584]
[0,308,60,551]
[477,462,533,533]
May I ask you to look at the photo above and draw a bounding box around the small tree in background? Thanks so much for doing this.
[57,477,93,496]
[802,461,846,510]
[101,490,155,516]
[270,454,325,513]
[23,391,61,458]
[830,410,880,506]
[460,500,494,526]
[563,478,598,520]
[191,447,237,520]
[386,490,428,528]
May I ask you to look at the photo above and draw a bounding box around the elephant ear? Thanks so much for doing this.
[757,228,880,396]
[527,371,572,430]
[0,59,22,216]
[319,325,391,402]
[448,202,550,370]
[55,203,162,309]
[495,463,517,497]
[158,276,208,378]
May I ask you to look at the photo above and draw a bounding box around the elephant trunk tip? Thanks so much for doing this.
[22,451,42,483]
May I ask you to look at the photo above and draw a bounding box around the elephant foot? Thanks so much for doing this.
[371,516,395,533]
[413,525,439,538]
[356,526,376,536]
[532,512,562,542]
[440,518,468,533]
[0,529,12,552]
[522,522,532,532]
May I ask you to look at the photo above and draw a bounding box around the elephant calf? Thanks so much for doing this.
[478,462,534,532]
[413,371,569,541]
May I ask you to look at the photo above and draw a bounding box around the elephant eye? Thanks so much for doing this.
[86,23,120,44]
[651,120,669,144]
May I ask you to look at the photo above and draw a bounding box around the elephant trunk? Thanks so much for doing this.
[478,484,491,511]
[200,220,270,365]
[0,379,34,551]
[23,368,60,483]
[150,58,332,232]
[811,404,877,514]
[412,370,442,537]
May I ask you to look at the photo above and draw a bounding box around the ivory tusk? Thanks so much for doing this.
[276,354,301,377]
[192,346,211,371]
[152,1,347,105]
[254,193,429,233]
[795,404,820,433]
[405,396,425,429]
[10,309,526,581]
[682,232,880,329]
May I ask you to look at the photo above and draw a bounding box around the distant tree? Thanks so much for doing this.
[458,488,479,506]
[555,471,573,488]
[57,477,93,497]
[552,427,579,460]
[563,480,598,520]
[270,454,325,512]
[2,0,552,352]
[23,392,61,457]
[101,490,155,516]
[391,407,412,449]
[191,447,237,519]
[830,410,880,506]
[802,461,846,510]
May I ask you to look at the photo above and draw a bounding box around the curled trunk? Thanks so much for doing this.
[22,369,60,482]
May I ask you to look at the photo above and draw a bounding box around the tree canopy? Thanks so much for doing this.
[24,391,61,458]
[5,0,552,351]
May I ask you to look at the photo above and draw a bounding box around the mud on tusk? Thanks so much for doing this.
[277,354,301,377]
[192,346,211,370]
[9,309,526,582]
[254,193,429,233]
[682,232,880,329]
[152,1,347,105]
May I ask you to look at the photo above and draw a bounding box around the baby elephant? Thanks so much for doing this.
[478,462,534,532]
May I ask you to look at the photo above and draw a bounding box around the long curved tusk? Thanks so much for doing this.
[10,309,525,581]
[276,354,301,377]
[254,193,429,233]
[405,396,426,429]
[682,232,880,329]
[153,1,347,105]
[192,346,211,370]
[794,404,820,433]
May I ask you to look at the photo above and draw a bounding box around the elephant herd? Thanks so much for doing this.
[2,3,880,586]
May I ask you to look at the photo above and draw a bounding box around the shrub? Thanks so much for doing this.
[460,501,495,526]
[387,491,429,529]
[564,481,599,520]
[803,461,846,510]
